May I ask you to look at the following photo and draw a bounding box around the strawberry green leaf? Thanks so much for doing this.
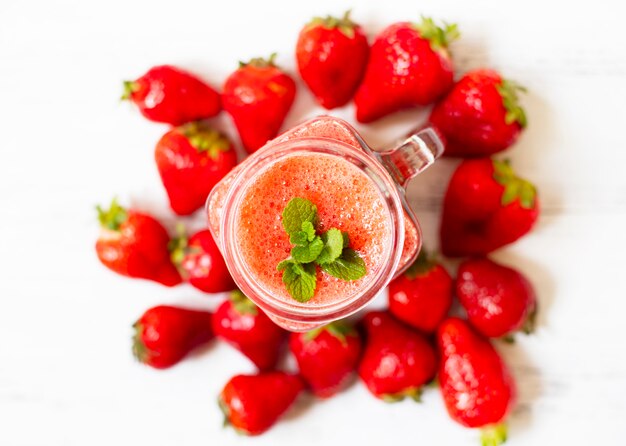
[131,321,149,364]
[181,122,231,159]
[307,10,357,39]
[304,320,355,345]
[381,387,423,403]
[480,423,508,446]
[121,80,139,101]
[404,249,436,279]
[240,53,277,69]
[96,198,128,231]
[230,289,258,316]
[282,197,318,235]
[493,160,537,209]
[168,223,188,267]
[281,261,317,303]
[496,79,527,128]
[320,248,366,281]
[413,16,460,51]
[316,228,344,265]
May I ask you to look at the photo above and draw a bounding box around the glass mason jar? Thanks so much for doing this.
[207,116,443,331]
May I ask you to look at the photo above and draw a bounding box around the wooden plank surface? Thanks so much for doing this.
[1,0,625,444]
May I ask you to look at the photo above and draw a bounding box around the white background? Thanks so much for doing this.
[1,0,626,444]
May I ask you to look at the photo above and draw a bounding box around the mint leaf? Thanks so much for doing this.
[320,248,366,281]
[316,228,344,265]
[282,261,317,303]
[342,231,350,248]
[282,198,317,235]
[277,258,295,271]
[291,236,324,263]
[290,231,309,246]
[301,221,316,242]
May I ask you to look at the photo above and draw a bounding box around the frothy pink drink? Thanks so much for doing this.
[235,153,393,305]
[207,116,442,331]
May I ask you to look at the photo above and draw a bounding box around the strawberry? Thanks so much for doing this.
[430,69,527,157]
[354,18,459,123]
[358,311,436,401]
[122,65,221,125]
[95,199,181,286]
[132,305,213,369]
[155,122,238,216]
[289,321,362,398]
[212,290,286,370]
[219,372,304,435]
[437,318,516,445]
[388,250,453,333]
[296,11,369,109]
[440,159,540,257]
[457,257,537,339]
[170,228,235,294]
[222,55,296,153]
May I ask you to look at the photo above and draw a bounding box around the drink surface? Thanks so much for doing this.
[235,152,393,305]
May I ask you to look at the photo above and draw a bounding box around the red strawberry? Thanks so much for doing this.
[219,372,304,435]
[170,228,235,294]
[437,318,516,445]
[388,250,453,333]
[122,65,221,125]
[430,69,527,157]
[132,305,213,369]
[222,55,296,153]
[95,199,181,286]
[354,18,459,123]
[289,321,362,398]
[296,11,369,109]
[440,159,540,257]
[155,122,238,215]
[457,258,537,339]
[212,290,286,370]
[358,311,436,401]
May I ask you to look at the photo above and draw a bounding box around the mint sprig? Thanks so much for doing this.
[277,198,367,302]
[319,248,366,280]
[317,228,344,265]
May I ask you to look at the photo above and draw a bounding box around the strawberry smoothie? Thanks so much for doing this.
[235,152,393,305]
[207,116,420,275]
[204,115,441,330]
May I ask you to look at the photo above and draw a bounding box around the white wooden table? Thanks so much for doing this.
[2,0,625,444]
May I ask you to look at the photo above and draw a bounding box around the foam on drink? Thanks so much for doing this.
[234,152,393,305]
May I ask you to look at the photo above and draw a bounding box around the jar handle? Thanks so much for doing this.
[377,127,445,188]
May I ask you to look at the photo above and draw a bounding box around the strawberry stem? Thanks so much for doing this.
[239,53,277,69]
[492,160,537,209]
[307,10,358,38]
[522,304,538,335]
[497,79,527,128]
[404,248,436,279]
[413,16,460,51]
[480,423,508,446]
[168,223,188,268]
[131,321,149,364]
[381,386,423,403]
[121,80,139,101]
[96,198,128,231]
[303,320,355,345]
[180,122,230,159]
[230,289,258,316]
[217,395,231,428]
